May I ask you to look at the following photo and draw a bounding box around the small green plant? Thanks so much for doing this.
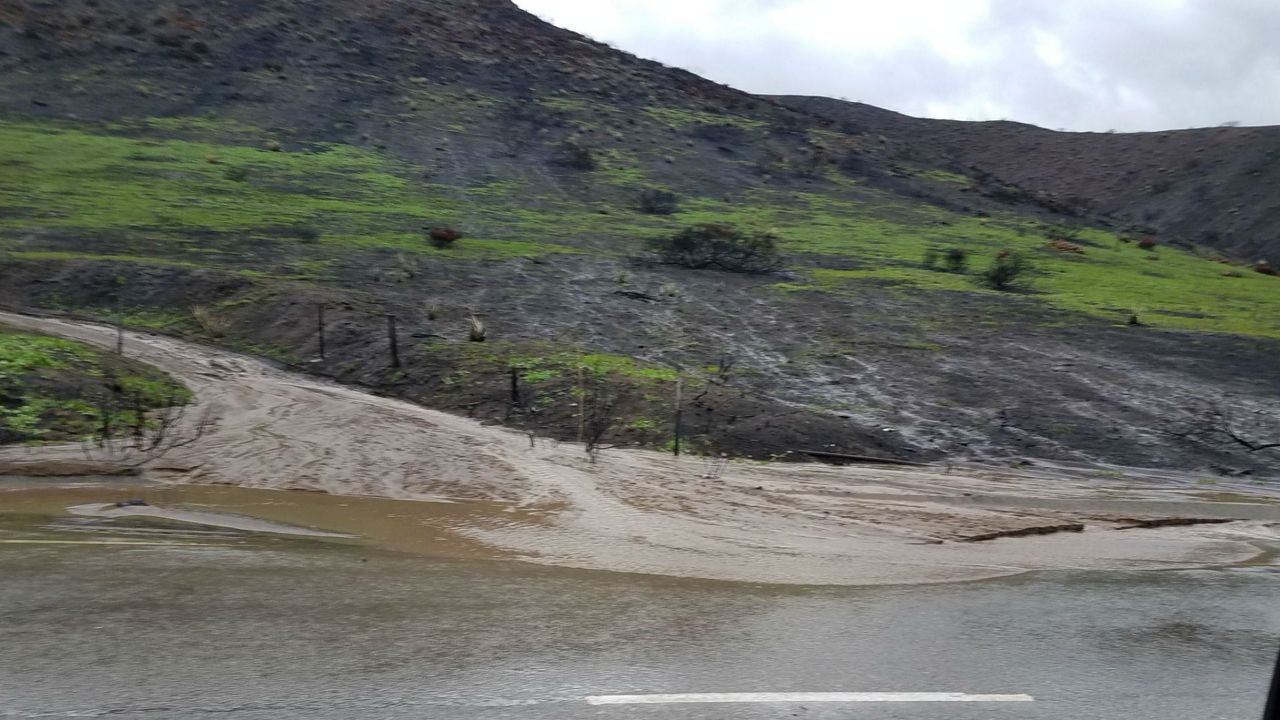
[614,269,630,285]
[980,252,1030,291]
[223,165,249,182]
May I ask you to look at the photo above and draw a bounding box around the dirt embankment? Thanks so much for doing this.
[2,310,1278,586]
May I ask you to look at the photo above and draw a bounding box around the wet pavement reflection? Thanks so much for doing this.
[1,483,1277,719]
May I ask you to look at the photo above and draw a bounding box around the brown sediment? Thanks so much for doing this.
[959,523,1086,543]
[0,310,1278,586]
[1116,518,1236,530]
[0,459,140,477]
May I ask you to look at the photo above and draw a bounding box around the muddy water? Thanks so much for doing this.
[0,481,552,560]
[0,530,1276,719]
[1,480,1279,720]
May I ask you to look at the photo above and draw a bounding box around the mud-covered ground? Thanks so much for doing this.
[3,258,1278,473]
[2,311,1277,586]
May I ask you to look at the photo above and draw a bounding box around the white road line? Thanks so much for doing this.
[585,692,1035,705]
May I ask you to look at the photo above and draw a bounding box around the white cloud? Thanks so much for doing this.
[515,0,1280,131]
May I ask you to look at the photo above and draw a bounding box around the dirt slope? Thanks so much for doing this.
[2,311,1277,585]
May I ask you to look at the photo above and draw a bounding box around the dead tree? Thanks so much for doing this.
[581,375,621,462]
[83,393,213,467]
[317,303,326,360]
[386,314,401,368]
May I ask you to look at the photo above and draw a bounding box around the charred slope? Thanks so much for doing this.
[1,0,1278,472]
[779,95,1280,262]
[0,0,929,199]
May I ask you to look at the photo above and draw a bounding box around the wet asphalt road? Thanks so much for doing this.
[1,537,1277,720]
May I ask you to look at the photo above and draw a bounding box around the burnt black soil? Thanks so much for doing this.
[1,0,1278,472]
[4,257,1277,471]
[780,96,1280,263]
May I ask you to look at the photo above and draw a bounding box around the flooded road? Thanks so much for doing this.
[1,503,1277,720]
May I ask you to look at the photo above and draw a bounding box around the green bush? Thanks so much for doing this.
[980,252,1030,291]
[943,248,969,273]
[648,224,784,274]
[924,247,968,273]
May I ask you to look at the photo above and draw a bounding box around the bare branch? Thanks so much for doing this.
[1164,399,1280,455]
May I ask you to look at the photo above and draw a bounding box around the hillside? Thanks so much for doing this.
[780,96,1280,262]
[1,0,1278,472]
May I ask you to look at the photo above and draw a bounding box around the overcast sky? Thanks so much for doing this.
[514,0,1280,132]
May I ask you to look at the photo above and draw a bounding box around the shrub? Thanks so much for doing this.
[551,139,596,170]
[1137,236,1159,250]
[924,247,967,273]
[691,123,746,145]
[637,188,679,215]
[658,282,683,299]
[922,247,939,270]
[980,252,1030,291]
[393,252,418,281]
[648,224,784,274]
[223,165,249,182]
[191,306,229,337]
[428,227,461,248]
[943,248,969,273]
[1256,260,1278,276]
[288,225,320,243]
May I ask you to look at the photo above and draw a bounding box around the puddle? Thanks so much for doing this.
[67,502,360,538]
[0,481,556,561]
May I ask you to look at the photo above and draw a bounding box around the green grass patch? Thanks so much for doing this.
[10,251,204,268]
[681,190,1280,337]
[916,169,971,185]
[0,326,190,443]
[3,117,1277,339]
[0,118,583,261]
[644,106,765,130]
